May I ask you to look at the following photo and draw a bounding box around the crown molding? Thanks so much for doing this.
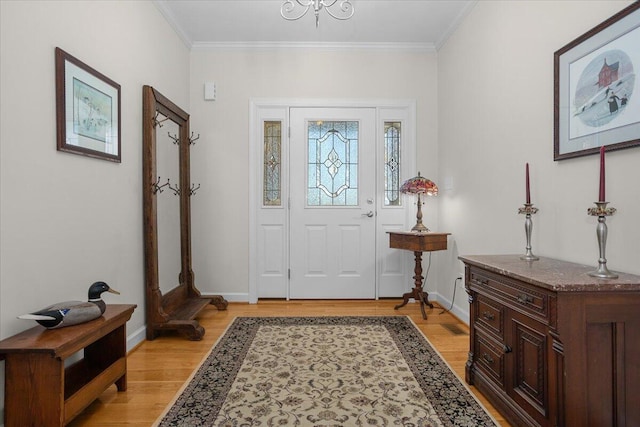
[153,0,193,49]
[435,0,478,50]
[191,41,436,53]
[153,0,473,53]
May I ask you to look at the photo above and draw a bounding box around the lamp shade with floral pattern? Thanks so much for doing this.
[400,172,438,232]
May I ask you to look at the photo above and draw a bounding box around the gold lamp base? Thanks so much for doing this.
[411,223,429,233]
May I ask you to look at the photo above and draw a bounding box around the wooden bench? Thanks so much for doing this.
[0,304,136,426]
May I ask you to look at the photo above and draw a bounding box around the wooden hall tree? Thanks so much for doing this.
[142,85,227,340]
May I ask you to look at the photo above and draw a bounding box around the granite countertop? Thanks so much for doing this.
[459,254,640,292]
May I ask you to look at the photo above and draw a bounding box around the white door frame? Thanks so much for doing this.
[249,98,416,304]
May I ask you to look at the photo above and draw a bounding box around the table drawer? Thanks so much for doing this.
[474,330,505,388]
[476,294,504,339]
[470,268,549,322]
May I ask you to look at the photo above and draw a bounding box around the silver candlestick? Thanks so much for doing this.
[518,203,539,261]
[587,201,617,279]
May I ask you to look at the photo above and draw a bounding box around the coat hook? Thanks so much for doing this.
[189,183,201,196]
[152,112,170,128]
[168,132,180,145]
[167,180,181,196]
[189,132,200,145]
[151,176,170,194]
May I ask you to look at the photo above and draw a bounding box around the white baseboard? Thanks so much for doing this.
[430,292,470,326]
[127,324,147,352]
[202,292,249,303]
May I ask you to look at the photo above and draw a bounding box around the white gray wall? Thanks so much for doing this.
[1,1,638,420]
[0,0,190,414]
[436,0,638,321]
[188,49,440,299]
[189,1,639,315]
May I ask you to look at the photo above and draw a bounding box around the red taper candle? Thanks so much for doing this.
[525,163,531,204]
[599,146,605,202]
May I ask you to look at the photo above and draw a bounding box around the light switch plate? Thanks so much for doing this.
[204,82,216,101]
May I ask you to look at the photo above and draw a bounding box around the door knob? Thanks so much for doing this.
[362,211,374,218]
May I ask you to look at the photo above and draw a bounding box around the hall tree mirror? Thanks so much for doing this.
[156,118,181,296]
[142,85,227,340]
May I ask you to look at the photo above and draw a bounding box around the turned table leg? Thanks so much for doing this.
[394,250,433,319]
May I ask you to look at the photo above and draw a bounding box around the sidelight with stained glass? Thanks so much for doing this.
[263,121,281,206]
[384,122,401,206]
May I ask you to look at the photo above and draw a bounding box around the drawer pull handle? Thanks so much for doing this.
[473,276,489,286]
[517,294,534,305]
[482,353,494,364]
[504,344,512,354]
[482,312,495,321]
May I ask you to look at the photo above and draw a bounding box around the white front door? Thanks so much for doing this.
[289,108,376,299]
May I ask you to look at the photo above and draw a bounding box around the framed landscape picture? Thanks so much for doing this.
[55,47,121,162]
[554,2,640,160]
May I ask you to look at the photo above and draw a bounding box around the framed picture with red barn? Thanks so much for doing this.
[554,2,639,160]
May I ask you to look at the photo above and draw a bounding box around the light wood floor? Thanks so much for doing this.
[69,300,510,426]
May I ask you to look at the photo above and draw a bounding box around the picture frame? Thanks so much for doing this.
[55,47,121,162]
[554,2,640,161]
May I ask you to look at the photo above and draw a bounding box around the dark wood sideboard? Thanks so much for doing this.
[460,255,640,427]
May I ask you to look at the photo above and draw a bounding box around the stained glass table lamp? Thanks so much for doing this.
[400,172,438,232]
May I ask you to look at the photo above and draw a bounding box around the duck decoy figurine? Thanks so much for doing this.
[17,281,120,329]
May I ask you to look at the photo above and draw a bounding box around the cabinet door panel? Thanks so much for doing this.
[582,302,640,426]
[509,313,548,423]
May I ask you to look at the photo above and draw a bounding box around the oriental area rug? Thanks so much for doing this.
[155,316,498,427]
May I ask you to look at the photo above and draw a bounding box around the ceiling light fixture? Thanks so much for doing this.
[281,0,355,28]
